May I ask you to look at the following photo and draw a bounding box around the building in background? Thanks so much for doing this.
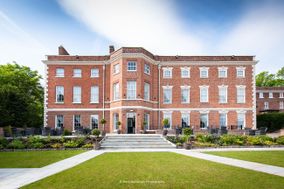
[43,46,257,133]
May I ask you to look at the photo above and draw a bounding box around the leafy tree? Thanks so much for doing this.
[0,63,43,128]
[256,67,284,87]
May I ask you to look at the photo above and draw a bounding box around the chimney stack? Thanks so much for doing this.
[109,45,115,54]
[58,45,69,55]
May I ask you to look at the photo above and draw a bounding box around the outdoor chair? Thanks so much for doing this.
[255,127,268,135]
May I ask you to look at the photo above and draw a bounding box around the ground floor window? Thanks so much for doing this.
[219,113,227,127]
[163,112,172,129]
[200,113,208,129]
[181,113,190,127]
[73,115,81,130]
[113,113,119,130]
[237,113,245,129]
[144,113,150,130]
[55,115,64,128]
[90,115,98,129]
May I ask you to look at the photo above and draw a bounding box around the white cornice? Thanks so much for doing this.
[42,60,109,65]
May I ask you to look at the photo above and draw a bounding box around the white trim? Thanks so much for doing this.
[180,67,190,78]
[199,67,209,78]
[44,64,48,127]
[218,85,228,104]
[236,66,246,78]
[269,92,273,98]
[42,60,108,65]
[218,67,228,78]
[90,114,99,129]
[162,67,173,78]
[236,85,246,104]
[199,85,209,103]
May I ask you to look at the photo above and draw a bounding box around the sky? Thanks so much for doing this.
[1,0,284,80]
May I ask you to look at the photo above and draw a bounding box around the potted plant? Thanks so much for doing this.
[117,121,122,134]
[100,118,107,137]
[176,142,183,149]
[91,129,101,150]
[162,118,169,136]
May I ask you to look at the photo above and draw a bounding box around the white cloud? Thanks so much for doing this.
[58,0,204,55]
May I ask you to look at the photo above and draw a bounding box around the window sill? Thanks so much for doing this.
[163,77,172,79]
[181,76,190,79]
[127,70,137,72]
[181,102,190,104]
[55,102,64,104]
[90,76,99,78]
[144,72,150,75]
[55,76,64,78]
[163,103,172,104]
[90,102,99,104]
[73,76,82,78]
[73,102,82,104]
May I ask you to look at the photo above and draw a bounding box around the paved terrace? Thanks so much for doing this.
[0,147,284,189]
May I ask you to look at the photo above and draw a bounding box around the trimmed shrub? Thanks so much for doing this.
[276,136,284,145]
[257,112,284,132]
[183,128,193,136]
[51,143,62,149]
[27,136,44,149]
[82,143,93,148]
[8,139,25,149]
[63,140,80,148]
[219,135,246,146]
[0,137,8,148]
[92,129,101,137]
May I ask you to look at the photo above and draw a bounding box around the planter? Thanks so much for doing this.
[101,130,106,137]
[117,130,121,134]
[93,142,101,150]
[176,145,183,149]
[163,129,168,136]
[183,143,192,150]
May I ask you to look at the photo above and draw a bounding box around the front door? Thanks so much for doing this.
[127,113,136,134]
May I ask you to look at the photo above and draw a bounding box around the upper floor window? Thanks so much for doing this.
[236,67,245,78]
[73,69,82,77]
[144,82,150,101]
[237,85,246,103]
[90,86,99,103]
[218,67,228,78]
[144,64,150,75]
[181,86,190,103]
[200,67,209,78]
[264,102,269,109]
[113,64,120,74]
[127,81,136,99]
[218,85,228,103]
[127,61,137,71]
[259,92,264,98]
[91,69,99,77]
[113,83,120,100]
[163,67,172,78]
[181,67,190,78]
[269,92,273,98]
[73,86,81,103]
[55,86,64,103]
[163,86,172,104]
[200,86,209,102]
[280,101,284,109]
[280,92,284,98]
[56,68,64,77]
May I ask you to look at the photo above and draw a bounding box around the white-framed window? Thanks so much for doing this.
[219,113,227,127]
[127,61,137,71]
[73,69,82,77]
[113,113,119,131]
[236,67,245,78]
[144,64,150,75]
[163,67,173,78]
[280,101,284,109]
[113,64,120,74]
[200,86,209,102]
[200,113,208,129]
[218,85,228,103]
[264,102,269,110]
[144,82,150,101]
[259,92,264,98]
[73,115,81,130]
[218,67,228,78]
[200,67,209,78]
[163,112,172,129]
[73,86,81,103]
[181,86,190,103]
[127,81,136,99]
[55,115,64,128]
[144,113,150,130]
[56,68,64,77]
[91,69,99,77]
[269,92,273,98]
[181,67,190,78]
[280,92,284,98]
[163,86,172,104]
[237,85,246,103]
[90,86,99,103]
[90,115,99,129]
[181,113,190,127]
[237,112,245,129]
[113,83,120,100]
[55,86,64,103]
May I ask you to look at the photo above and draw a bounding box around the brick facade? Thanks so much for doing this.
[44,46,257,133]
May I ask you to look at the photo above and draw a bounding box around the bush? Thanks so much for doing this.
[257,112,284,132]
[247,136,273,146]
[0,137,8,148]
[27,136,44,148]
[219,135,246,146]
[82,143,93,148]
[194,142,217,148]
[3,126,12,137]
[63,129,72,136]
[8,139,25,149]
[196,134,219,144]
[92,129,100,137]
[51,143,62,149]
[276,136,284,145]
[63,140,80,148]
[183,128,193,136]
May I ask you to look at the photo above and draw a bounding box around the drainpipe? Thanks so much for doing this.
[158,64,161,130]
[103,64,105,131]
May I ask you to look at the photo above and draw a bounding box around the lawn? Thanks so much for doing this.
[23,152,284,189]
[0,150,86,168]
[205,151,284,167]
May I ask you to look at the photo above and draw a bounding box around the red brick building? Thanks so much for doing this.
[43,46,257,133]
[256,87,284,114]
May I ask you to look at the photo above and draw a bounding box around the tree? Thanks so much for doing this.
[255,67,284,87]
[0,63,43,128]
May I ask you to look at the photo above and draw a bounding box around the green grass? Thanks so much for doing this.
[0,150,86,168]
[205,151,284,167]
[23,152,284,189]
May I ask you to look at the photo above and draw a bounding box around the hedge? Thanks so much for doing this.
[257,112,284,132]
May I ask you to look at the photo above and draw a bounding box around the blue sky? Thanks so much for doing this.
[1,0,284,79]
